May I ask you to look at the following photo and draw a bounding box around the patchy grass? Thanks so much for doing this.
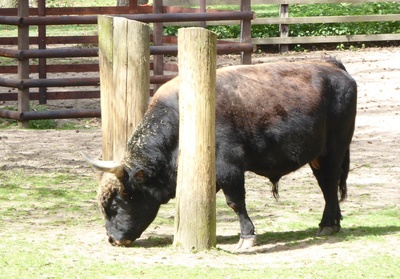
[0,168,399,278]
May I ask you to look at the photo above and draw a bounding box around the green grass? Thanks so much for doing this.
[1,167,399,278]
[0,171,98,221]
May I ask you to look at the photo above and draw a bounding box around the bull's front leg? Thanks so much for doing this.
[223,188,256,249]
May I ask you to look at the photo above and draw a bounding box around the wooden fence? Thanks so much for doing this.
[0,0,253,125]
[0,0,399,123]
[166,0,400,50]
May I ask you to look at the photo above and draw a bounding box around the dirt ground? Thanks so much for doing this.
[1,48,399,268]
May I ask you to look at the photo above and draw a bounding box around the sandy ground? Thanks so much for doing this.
[0,48,399,268]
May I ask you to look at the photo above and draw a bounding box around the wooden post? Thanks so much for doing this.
[38,0,47,105]
[98,16,150,161]
[240,0,252,64]
[17,0,30,128]
[152,0,164,94]
[173,28,217,251]
[279,4,289,53]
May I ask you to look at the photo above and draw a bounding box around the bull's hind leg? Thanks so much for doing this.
[310,151,346,235]
[221,175,256,249]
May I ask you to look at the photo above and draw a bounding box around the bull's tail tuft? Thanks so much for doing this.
[270,178,280,200]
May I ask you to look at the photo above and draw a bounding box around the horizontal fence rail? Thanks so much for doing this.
[0,11,255,25]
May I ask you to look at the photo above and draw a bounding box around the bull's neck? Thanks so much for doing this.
[124,105,179,176]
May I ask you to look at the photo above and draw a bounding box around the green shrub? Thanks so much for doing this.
[163,2,400,39]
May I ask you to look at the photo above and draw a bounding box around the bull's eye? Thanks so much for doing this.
[120,190,134,200]
[110,201,118,211]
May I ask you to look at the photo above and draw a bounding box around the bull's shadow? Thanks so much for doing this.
[132,225,400,251]
[216,225,400,254]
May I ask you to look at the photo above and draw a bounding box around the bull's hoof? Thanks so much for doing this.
[317,225,341,236]
[236,236,256,250]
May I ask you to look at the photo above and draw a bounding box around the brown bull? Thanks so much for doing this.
[84,58,357,248]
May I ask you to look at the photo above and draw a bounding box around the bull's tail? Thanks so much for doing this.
[271,177,280,200]
[339,148,350,202]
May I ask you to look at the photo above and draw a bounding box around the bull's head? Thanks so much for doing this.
[82,153,160,246]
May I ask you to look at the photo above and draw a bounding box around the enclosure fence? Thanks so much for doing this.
[0,0,254,125]
[0,0,399,124]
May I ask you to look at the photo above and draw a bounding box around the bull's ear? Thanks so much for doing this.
[82,152,125,179]
[133,169,146,184]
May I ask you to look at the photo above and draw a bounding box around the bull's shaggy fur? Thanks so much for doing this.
[96,172,122,210]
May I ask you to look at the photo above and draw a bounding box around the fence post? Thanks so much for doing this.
[98,16,150,161]
[279,4,289,53]
[173,27,217,251]
[17,0,30,128]
[152,0,164,94]
[38,0,47,104]
[240,0,252,64]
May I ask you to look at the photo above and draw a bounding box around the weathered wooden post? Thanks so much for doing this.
[279,4,289,53]
[173,28,217,251]
[17,0,30,128]
[98,16,150,161]
[240,0,252,64]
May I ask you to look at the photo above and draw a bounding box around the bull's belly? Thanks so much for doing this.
[244,142,324,179]
[247,159,306,180]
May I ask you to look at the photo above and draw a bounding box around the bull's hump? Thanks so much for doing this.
[215,63,322,110]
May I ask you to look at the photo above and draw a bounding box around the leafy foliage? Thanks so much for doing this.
[163,3,400,39]
[288,2,400,37]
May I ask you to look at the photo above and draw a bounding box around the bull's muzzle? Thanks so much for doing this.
[108,235,133,247]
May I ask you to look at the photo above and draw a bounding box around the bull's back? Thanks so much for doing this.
[213,61,357,177]
[152,60,356,178]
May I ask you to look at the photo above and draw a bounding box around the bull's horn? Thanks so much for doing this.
[81,152,125,178]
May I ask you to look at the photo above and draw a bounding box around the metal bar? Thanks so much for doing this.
[0,48,99,59]
[118,11,259,23]
[23,77,100,88]
[0,64,99,74]
[0,16,23,25]
[10,11,254,26]
[0,76,99,88]
[150,43,255,55]
[20,109,101,120]
[0,35,98,45]
[0,91,101,101]
[0,73,185,89]
[0,109,22,120]
[0,108,100,120]
[0,48,20,58]
[2,12,398,27]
